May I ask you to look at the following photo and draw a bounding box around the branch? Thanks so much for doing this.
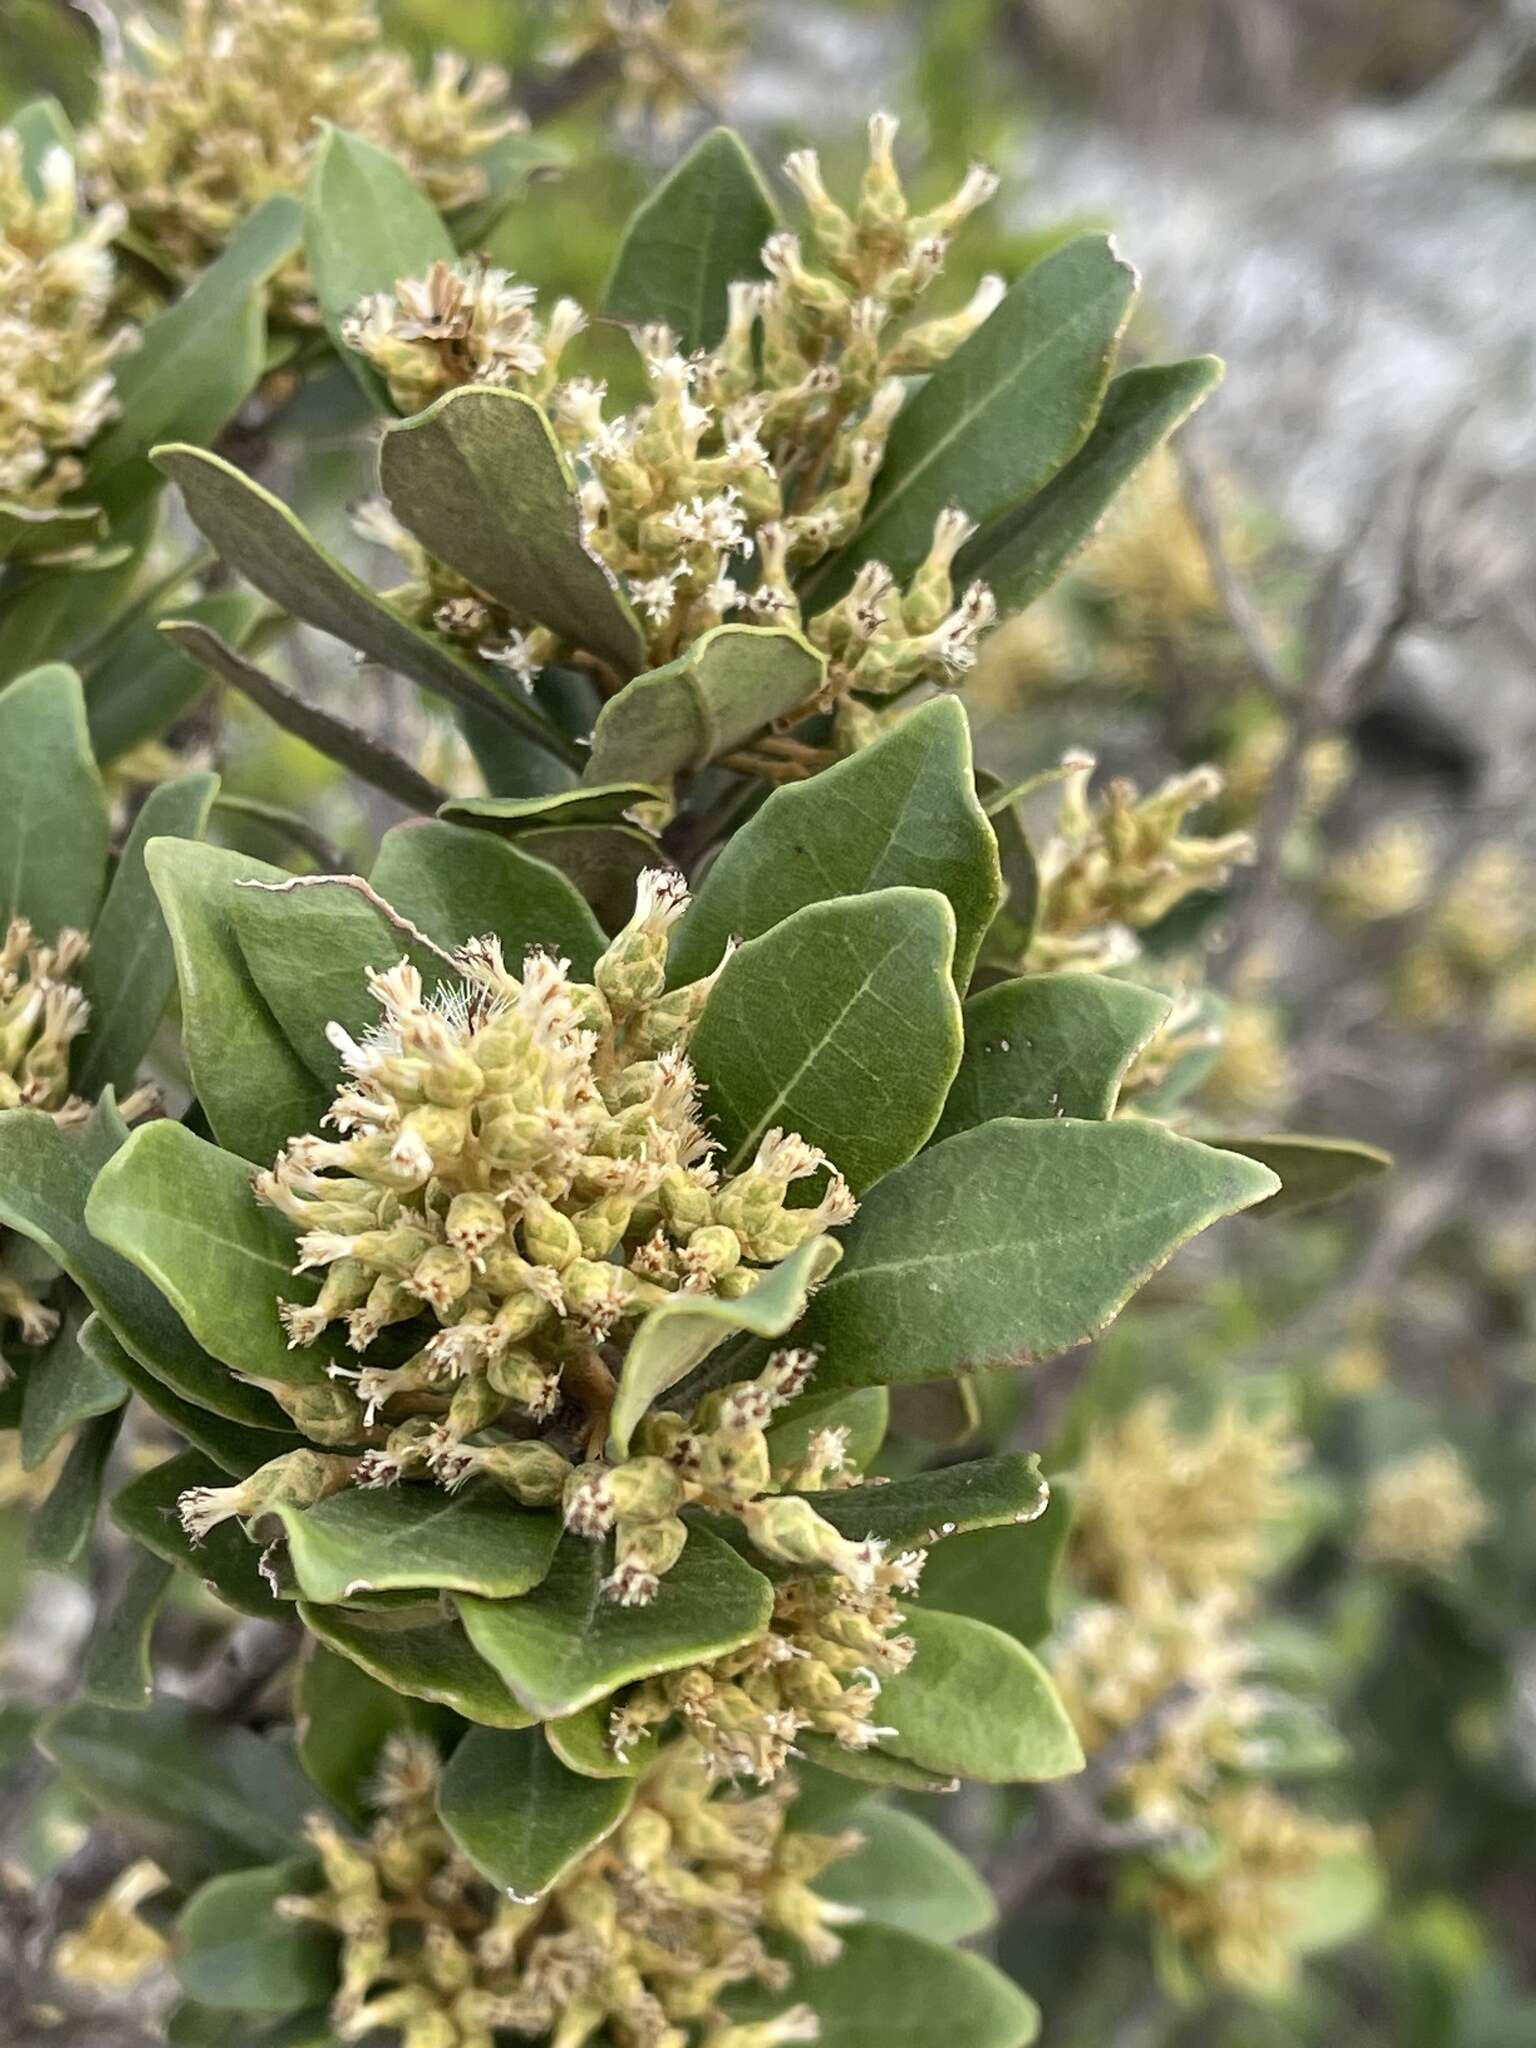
[183,1616,298,1716]
[1173,433,1295,709]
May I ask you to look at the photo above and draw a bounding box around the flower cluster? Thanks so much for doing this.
[548,0,748,134]
[82,0,519,317]
[0,919,94,1346]
[0,134,132,515]
[1072,1393,1304,1607]
[1391,842,1536,1039]
[1358,1444,1490,1575]
[346,116,1004,708]
[280,1730,856,2048]
[1048,1391,1362,1993]
[183,871,860,1603]
[612,1539,926,1781]
[1136,1783,1364,1996]
[1025,756,1257,972]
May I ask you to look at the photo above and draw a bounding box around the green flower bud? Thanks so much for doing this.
[739,1495,884,1589]
[446,1438,571,1505]
[572,1191,636,1259]
[657,1166,715,1237]
[605,1513,690,1605]
[594,870,689,1010]
[445,1191,505,1259]
[518,1190,583,1270]
[408,1243,474,1313]
[178,1448,354,1540]
[259,1376,371,1446]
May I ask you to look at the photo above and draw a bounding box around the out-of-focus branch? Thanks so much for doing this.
[1174,434,1296,710]
[183,1616,298,1716]
[988,1682,1200,1915]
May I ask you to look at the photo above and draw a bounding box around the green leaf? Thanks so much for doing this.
[815,1807,996,1941]
[456,1526,774,1721]
[19,1306,126,1468]
[40,1698,321,1886]
[163,620,445,815]
[584,624,824,785]
[802,234,1138,606]
[298,1601,534,1729]
[544,1702,658,1780]
[729,1924,1039,2048]
[515,822,661,933]
[0,663,109,937]
[379,387,645,676]
[934,974,1172,1139]
[81,1547,174,1709]
[152,446,569,763]
[1199,1134,1392,1215]
[10,98,75,198]
[765,1387,888,1478]
[958,357,1224,610]
[145,837,332,1162]
[877,1609,1083,1782]
[438,1725,633,1900]
[29,1405,121,1569]
[84,592,263,766]
[799,1452,1049,1559]
[303,124,455,409]
[87,1120,336,1391]
[0,498,103,565]
[370,818,608,978]
[84,1315,296,1482]
[914,1478,1075,1650]
[0,1105,291,1434]
[86,198,302,516]
[687,888,962,1191]
[608,1235,842,1459]
[669,698,1002,990]
[793,1733,959,1794]
[277,1484,561,1604]
[113,1451,279,1618]
[602,127,777,351]
[439,782,665,835]
[75,771,220,1099]
[0,502,153,686]
[176,1861,338,2015]
[802,1118,1279,1388]
[296,1646,448,1823]
[1278,1845,1383,1955]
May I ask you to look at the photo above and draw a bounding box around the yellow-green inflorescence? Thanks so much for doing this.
[346,114,1003,715]
[82,0,519,316]
[177,870,930,1772]
[283,1730,856,2048]
[0,918,96,1344]
[0,134,133,516]
[549,0,749,134]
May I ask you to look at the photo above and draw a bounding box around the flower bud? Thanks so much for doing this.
[178,1448,354,1540]
[594,869,690,1011]
[445,1192,505,1260]
[517,1191,583,1270]
[739,1495,885,1590]
[603,1513,689,1604]
[408,1243,474,1313]
[260,1376,371,1446]
[447,1438,571,1505]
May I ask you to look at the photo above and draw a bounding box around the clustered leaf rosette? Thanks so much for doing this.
[0,666,217,1551]
[152,111,1228,805]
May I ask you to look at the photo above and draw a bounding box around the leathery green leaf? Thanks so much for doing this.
[728,1924,1039,2048]
[0,1104,292,1435]
[1200,1134,1392,1215]
[83,1313,299,1478]
[276,1485,562,1604]
[456,1526,774,1721]
[369,818,607,977]
[0,663,109,938]
[175,1860,338,2014]
[687,888,962,1192]
[793,1733,959,1794]
[583,624,824,785]
[915,1476,1076,1649]
[438,1724,633,1900]
[802,1118,1280,1388]
[608,1235,842,1459]
[296,1646,451,1823]
[878,1609,1083,1782]
[602,126,777,351]
[40,1698,322,1886]
[765,1387,888,1479]
[152,445,569,764]
[802,233,1138,606]
[934,974,1172,1138]
[303,124,454,407]
[145,837,331,1164]
[816,1807,996,1941]
[19,1307,126,1469]
[958,356,1224,610]
[669,697,1002,990]
[112,1451,279,1617]
[797,1452,1049,1560]
[439,782,665,835]
[29,1406,121,1569]
[545,1702,658,1780]
[81,1547,175,1710]
[379,387,645,676]
[86,1119,336,1389]
[75,770,220,1099]
[299,1602,535,1730]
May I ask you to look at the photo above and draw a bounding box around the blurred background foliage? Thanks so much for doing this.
[2,4,1534,2046]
